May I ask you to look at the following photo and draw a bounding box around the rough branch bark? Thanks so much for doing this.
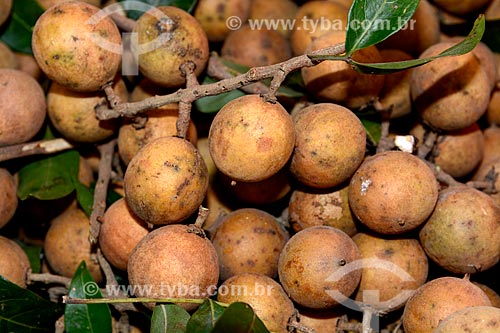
[95,43,346,120]
[0,138,73,162]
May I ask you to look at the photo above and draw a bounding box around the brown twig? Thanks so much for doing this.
[109,12,135,32]
[0,138,73,163]
[424,161,462,188]
[417,131,438,160]
[28,272,71,288]
[194,206,210,229]
[376,105,395,153]
[96,249,136,312]
[95,43,346,120]
[288,321,316,333]
[89,139,117,245]
[177,62,199,139]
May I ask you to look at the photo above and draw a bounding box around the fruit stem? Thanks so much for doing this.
[28,272,71,288]
[0,138,73,163]
[63,296,229,307]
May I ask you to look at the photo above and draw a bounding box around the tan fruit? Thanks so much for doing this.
[118,81,197,165]
[480,126,500,166]
[0,0,12,26]
[432,123,484,178]
[196,137,217,181]
[278,226,361,309]
[411,42,491,131]
[0,69,46,146]
[435,306,500,333]
[47,78,125,143]
[0,168,17,229]
[0,236,30,288]
[78,156,94,187]
[208,94,295,182]
[296,308,345,333]
[473,282,500,308]
[379,0,440,56]
[128,224,219,311]
[378,49,414,119]
[487,89,500,126]
[134,6,208,87]
[14,52,42,80]
[291,103,366,188]
[37,0,101,10]
[348,151,439,234]
[211,208,289,280]
[248,0,298,37]
[221,25,292,67]
[288,185,357,236]
[194,0,252,42]
[486,0,500,20]
[0,42,18,69]
[203,185,233,234]
[290,1,348,56]
[124,136,208,225]
[419,186,500,274]
[99,198,149,271]
[217,273,295,333]
[44,207,103,282]
[433,0,491,16]
[302,31,384,109]
[32,1,121,92]
[352,233,428,311]
[403,277,491,333]
[219,168,291,205]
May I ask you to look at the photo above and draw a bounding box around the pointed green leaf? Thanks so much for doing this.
[18,242,42,274]
[118,0,198,20]
[186,299,225,333]
[345,0,419,55]
[74,181,95,217]
[17,150,80,200]
[151,304,190,333]
[194,76,246,113]
[65,261,112,333]
[360,117,382,145]
[0,276,64,332]
[209,302,270,333]
[343,15,485,74]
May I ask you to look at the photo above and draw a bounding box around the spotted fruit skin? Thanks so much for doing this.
[32,1,121,92]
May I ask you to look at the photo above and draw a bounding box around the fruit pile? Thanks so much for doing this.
[1,0,500,332]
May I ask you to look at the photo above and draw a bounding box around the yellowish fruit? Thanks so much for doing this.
[0,236,29,288]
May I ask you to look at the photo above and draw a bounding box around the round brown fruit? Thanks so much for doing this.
[217,273,295,333]
[349,151,438,234]
[127,224,219,311]
[288,184,357,236]
[0,235,30,288]
[221,25,292,67]
[290,1,348,56]
[419,186,500,274]
[99,198,149,271]
[435,306,500,333]
[0,69,46,146]
[14,52,43,80]
[0,41,18,69]
[432,123,484,178]
[352,233,428,311]
[291,103,366,188]
[0,0,12,26]
[134,6,208,87]
[296,308,345,333]
[487,88,500,126]
[211,208,289,281]
[208,94,295,182]
[47,78,126,143]
[124,136,208,225]
[44,207,103,282]
[248,0,297,38]
[0,168,17,229]
[473,282,500,308]
[410,41,491,131]
[37,0,101,10]
[433,0,491,16]
[32,1,121,92]
[402,277,491,333]
[194,0,252,42]
[278,226,361,309]
[302,31,385,109]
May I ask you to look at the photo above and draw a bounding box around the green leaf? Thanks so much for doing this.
[345,15,486,74]
[118,0,198,20]
[345,0,419,55]
[74,181,95,217]
[0,0,44,54]
[18,243,42,274]
[0,276,64,332]
[194,76,246,113]
[151,304,190,333]
[65,262,112,333]
[17,150,80,201]
[186,299,225,333]
[209,302,269,333]
[360,117,382,145]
